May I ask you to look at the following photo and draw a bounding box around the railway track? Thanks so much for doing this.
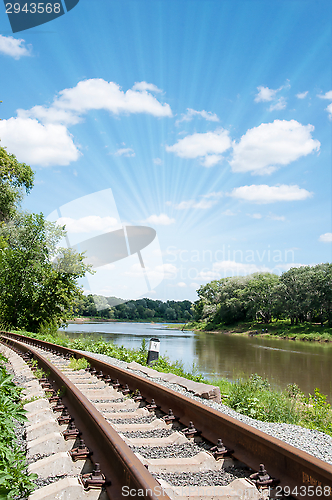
[1,331,332,500]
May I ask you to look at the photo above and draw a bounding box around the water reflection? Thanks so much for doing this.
[62,323,332,401]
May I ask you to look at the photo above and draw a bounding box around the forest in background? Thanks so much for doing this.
[71,295,194,322]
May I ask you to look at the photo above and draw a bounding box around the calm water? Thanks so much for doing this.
[61,322,332,401]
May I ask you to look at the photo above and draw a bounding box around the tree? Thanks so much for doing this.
[310,264,332,326]
[279,266,314,324]
[0,147,34,222]
[241,273,279,323]
[0,212,90,332]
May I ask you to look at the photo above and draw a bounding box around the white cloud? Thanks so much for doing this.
[177,282,187,287]
[317,90,332,100]
[56,216,118,233]
[267,213,286,221]
[319,233,332,243]
[317,91,332,119]
[153,158,163,165]
[247,213,262,219]
[230,120,320,175]
[144,213,175,225]
[166,129,231,167]
[254,86,279,102]
[132,81,162,93]
[176,108,219,125]
[0,117,79,166]
[0,35,31,59]
[230,184,312,204]
[114,147,135,157]
[296,91,308,99]
[5,79,171,167]
[326,103,332,120]
[269,97,286,111]
[18,79,172,126]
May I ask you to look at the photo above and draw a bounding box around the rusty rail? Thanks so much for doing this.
[1,334,170,500]
[2,331,332,499]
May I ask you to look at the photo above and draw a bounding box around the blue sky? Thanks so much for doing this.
[0,0,331,302]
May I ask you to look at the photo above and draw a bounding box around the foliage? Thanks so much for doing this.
[68,357,89,370]
[0,212,91,332]
[300,388,332,434]
[193,265,332,329]
[0,353,37,498]
[0,146,34,223]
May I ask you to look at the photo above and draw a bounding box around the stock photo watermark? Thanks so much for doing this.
[3,0,80,33]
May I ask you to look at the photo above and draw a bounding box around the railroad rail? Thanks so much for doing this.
[1,331,332,500]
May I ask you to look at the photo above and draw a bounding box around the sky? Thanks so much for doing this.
[0,0,331,302]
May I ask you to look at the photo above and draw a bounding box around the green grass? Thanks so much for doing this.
[68,357,89,370]
[8,328,332,438]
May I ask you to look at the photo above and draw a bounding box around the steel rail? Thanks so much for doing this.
[2,331,332,499]
[1,334,170,500]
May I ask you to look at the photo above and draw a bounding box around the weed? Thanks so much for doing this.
[68,357,89,370]
[0,356,37,498]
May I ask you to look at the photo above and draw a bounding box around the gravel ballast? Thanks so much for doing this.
[77,350,332,466]
[154,466,250,487]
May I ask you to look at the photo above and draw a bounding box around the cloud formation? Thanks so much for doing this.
[0,35,31,59]
[18,79,172,126]
[166,129,231,167]
[319,233,332,243]
[229,184,312,204]
[132,82,162,93]
[230,120,320,175]
[0,80,171,167]
[254,86,280,102]
[176,108,219,125]
[269,97,287,111]
[317,90,332,119]
[296,91,308,99]
[0,117,79,166]
[144,214,175,225]
[114,147,135,157]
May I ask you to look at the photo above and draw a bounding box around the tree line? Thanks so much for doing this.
[194,266,332,327]
[72,295,193,322]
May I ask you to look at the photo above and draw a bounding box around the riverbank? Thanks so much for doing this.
[67,317,183,325]
[8,328,332,438]
[182,320,332,343]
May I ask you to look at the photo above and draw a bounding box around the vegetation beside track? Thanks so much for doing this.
[0,352,37,499]
[184,319,332,342]
[9,329,332,438]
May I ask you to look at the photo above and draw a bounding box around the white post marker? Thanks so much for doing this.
[147,338,160,365]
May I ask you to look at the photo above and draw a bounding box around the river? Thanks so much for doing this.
[61,322,332,401]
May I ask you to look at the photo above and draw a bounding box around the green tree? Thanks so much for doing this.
[0,147,34,222]
[241,273,279,323]
[279,266,314,324]
[0,212,90,332]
